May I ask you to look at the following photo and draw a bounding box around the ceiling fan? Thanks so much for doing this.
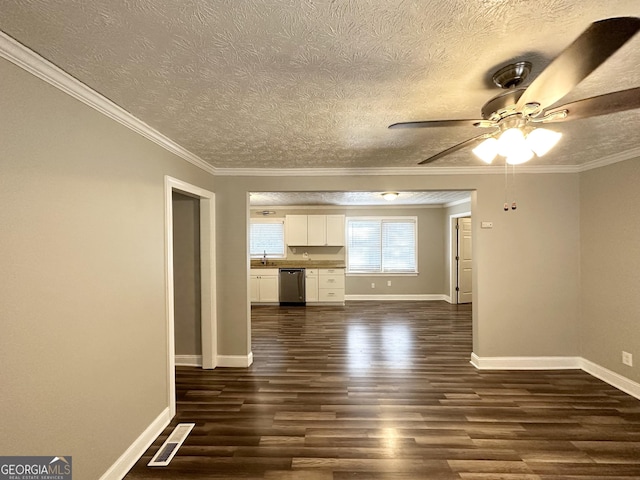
[389,17,640,165]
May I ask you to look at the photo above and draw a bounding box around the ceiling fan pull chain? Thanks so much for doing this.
[503,161,509,211]
[511,164,517,211]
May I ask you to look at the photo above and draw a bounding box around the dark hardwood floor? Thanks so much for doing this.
[126,301,640,479]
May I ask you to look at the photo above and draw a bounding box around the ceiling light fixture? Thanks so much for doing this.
[525,127,563,157]
[471,137,499,164]
[381,192,399,201]
[472,126,562,165]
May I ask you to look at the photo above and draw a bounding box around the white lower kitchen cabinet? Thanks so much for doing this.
[318,268,345,304]
[318,288,344,302]
[305,268,319,302]
[250,268,279,303]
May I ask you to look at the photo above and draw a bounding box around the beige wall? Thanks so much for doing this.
[473,174,580,357]
[0,58,215,478]
[218,174,581,359]
[173,192,202,356]
[580,158,640,383]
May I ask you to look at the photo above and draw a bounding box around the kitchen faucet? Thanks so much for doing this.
[261,250,267,265]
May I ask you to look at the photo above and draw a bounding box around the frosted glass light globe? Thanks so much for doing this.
[472,137,499,164]
[526,128,562,157]
[497,128,528,158]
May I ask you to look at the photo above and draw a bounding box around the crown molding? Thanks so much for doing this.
[214,164,582,177]
[216,149,639,176]
[577,146,640,172]
[0,30,215,176]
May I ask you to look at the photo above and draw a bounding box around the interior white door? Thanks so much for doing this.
[457,217,472,304]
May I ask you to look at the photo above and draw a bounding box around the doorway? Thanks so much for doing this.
[164,176,216,417]
[172,191,202,366]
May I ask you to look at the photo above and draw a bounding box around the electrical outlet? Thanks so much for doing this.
[622,351,633,367]
[371,283,375,289]
[387,280,392,287]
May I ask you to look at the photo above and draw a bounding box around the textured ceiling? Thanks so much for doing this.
[1,1,639,170]
[250,190,471,206]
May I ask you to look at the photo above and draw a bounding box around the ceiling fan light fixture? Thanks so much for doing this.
[497,127,528,158]
[381,192,399,201]
[472,137,499,164]
[506,148,534,165]
[526,128,563,157]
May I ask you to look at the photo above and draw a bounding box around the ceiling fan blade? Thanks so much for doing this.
[516,17,640,112]
[542,87,640,123]
[418,134,493,165]
[389,119,482,129]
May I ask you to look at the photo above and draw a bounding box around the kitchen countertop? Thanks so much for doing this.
[250,260,346,269]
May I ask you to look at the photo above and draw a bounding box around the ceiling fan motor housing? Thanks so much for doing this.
[492,61,532,89]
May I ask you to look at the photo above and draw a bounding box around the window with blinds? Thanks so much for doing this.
[250,219,285,257]
[346,217,417,273]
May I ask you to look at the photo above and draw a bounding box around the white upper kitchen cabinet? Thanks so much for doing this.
[286,214,345,246]
[307,215,326,246]
[325,215,345,246]
[285,215,308,246]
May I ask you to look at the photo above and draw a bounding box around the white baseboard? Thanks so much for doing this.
[443,295,452,304]
[581,358,640,401]
[306,301,345,306]
[217,352,253,368]
[175,355,202,367]
[470,353,640,401]
[99,407,171,480]
[345,294,447,301]
[470,353,581,370]
[176,354,255,368]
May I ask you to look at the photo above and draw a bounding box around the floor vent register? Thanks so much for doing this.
[147,423,195,467]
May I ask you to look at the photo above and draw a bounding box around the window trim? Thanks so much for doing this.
[346,216,418,275]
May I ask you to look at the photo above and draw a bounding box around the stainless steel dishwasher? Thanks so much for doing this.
[279,268,306,306]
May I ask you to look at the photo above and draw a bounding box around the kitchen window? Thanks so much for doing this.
[250,219,285,257]
[346,217,417,274]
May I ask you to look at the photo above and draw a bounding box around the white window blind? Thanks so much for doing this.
[250,219,285,257]
[347,217,417,273]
